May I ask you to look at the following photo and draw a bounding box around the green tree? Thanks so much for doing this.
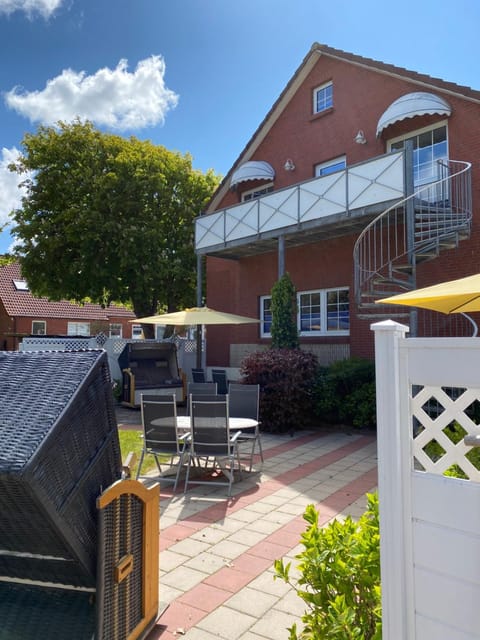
[10,120,220,333]
[270,272,299,349]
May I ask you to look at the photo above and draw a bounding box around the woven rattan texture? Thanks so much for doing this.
[98,494,144,639]
[0,582,95,640]
[0,350,122,586]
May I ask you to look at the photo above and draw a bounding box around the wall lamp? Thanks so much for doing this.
[355,130,367,145]
[284,158,296,171]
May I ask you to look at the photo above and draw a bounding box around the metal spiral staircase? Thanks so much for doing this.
[354,158,472,334]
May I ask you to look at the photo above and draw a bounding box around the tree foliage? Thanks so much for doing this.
[270,272,299,349]
[10,120,220,323]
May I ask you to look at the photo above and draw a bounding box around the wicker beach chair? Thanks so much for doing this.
[0,350,160,640]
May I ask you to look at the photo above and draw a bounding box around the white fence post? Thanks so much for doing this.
[371,319,414,640]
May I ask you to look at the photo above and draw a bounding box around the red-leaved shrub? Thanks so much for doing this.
[241,349,317,433]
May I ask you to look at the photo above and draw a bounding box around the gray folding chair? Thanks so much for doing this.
[228,383,263,472]
[191,368,206,383]
[136,394,187,491]
[211,369,228,394]
[184,395,242,496]
[187,382,217,396]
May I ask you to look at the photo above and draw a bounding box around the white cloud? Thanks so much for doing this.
[4,56,180,131]
[0,0,64,18]
[0,147,27,229]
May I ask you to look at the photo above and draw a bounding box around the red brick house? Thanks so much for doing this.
[196,43,479,367]
[0,262,136,350]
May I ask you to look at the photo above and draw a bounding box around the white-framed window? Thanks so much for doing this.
[388,122,448,189]
[260,296,273,337]
[299,288,349,336]
[315,155,346,177]
[241,183,274,202]
[313,81,333,114]
[260,287,349,338]
[109,323,123,338]
[32,320,46,335]
[67,321,90,336]
[131,324,143,339]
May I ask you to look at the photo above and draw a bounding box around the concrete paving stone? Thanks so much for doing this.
[246,519,285,535]
[274,586,307,616]
[184,550,232,573]
[229,508,271,525]
[160,549,192,572]
[208,538,251,561]
[161,565,208,591]
[195,606,257,639]
[170,536,212,558]
[158,583,183,606]
[261,510,300,525]
[227,528,266,547]
[247,571,292,598]
[249,605,301,639]
[190,525,231,544]
[225,586,279,617]
[182,628,220,640]
[212,518,250,533]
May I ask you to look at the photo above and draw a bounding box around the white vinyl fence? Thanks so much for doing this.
[373,320,480,639]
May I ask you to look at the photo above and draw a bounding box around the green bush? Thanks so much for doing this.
[313,358,376,428]
[241,348,317,432]
[274,492,381,640]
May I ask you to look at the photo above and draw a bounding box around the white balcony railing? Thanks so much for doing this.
[195,151,405,253]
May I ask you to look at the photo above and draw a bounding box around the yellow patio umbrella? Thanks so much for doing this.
[133,306,260,326]
[376,273,480,314]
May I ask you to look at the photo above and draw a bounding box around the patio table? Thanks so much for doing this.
[176,416,258,433]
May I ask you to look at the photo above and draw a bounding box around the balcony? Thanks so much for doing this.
[195,151,405,259]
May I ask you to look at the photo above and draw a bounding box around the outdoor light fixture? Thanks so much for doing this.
[355,130,367,144]
[284,158,296,171]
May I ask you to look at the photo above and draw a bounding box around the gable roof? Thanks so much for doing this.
[0,262,135,320]
[206,42,480,213]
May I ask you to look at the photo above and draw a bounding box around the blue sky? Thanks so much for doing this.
[0,0,479,253]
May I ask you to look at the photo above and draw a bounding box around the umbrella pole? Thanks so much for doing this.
[195,324,202,369]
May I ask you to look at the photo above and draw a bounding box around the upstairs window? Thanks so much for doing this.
[313,81,333,114]
[315,155,346,177]
[389,123,448,188]
[241,183,274,202]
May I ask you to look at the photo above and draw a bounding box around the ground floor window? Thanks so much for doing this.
[260,287,349,338]
[67,321,90,336]
[32,320,46,335]
[109,323,123,338]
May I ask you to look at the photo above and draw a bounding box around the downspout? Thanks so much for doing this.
[405,140,417,337]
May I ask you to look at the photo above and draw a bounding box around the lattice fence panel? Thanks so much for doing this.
[411,384,480,481]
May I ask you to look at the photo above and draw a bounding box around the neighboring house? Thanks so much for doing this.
[196,42,479,367]
[0,262,136,350]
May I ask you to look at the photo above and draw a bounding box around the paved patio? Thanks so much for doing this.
[116,408,378,640]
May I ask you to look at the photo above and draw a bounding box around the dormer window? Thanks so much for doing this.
[313,81,333,114]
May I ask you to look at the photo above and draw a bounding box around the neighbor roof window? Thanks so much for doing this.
[313,81,333,114]
[13,280,29,291]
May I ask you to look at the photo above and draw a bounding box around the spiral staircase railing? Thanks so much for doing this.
[353,159,472,334]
